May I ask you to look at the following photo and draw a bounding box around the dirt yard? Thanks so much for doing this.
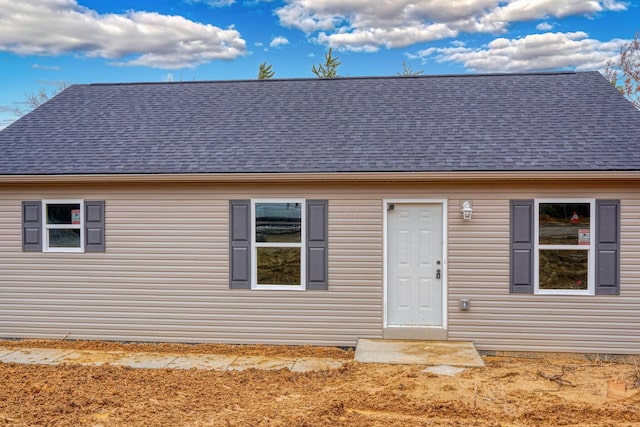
[1,340,640,426]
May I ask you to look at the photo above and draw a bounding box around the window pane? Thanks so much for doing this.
[255,203,301,243]
[257,247,301,286]
[539,203,590,245]
[47,203,81,225]
[49,229,81,248]
[539,250,588,290]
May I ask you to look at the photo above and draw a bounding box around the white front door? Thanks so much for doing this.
[387,203,444,327]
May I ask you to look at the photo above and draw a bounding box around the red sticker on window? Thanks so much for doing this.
[71,209,81,224]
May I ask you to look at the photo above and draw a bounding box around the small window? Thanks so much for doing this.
[251,200,305,290]
[535,200,594,294]
[43,200,84,252]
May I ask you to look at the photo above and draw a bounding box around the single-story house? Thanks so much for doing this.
[1,71,639,353]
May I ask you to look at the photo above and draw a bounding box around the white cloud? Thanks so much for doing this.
[186,0,275,6]
[602,0,629,11]
[316,23,458,51]
[31,64,62,71]
[483,0,625,22]
[536,22,554,31]
[270,36,290,48]
[276,2,343,33]
[276,0,627,51]
[414,31,626,72]
[0,0,246,69]
[189,0,236,6]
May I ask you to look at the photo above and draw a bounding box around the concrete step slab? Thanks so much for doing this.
[0,348,73,365]
[0,348,16,359]
[227,355,295,371]
[355,339,485,367]
[57,350,127,366]
[165,354,238,370]
[423,365,467,376]
[0,346,347,372]
[109,353,179,369]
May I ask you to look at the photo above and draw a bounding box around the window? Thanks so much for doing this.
[510,199,620,296]
[229,199,328,291]
[535,200,594,294]
[43,200,84,252]
[252,200,305,289]
[22,200,106,253]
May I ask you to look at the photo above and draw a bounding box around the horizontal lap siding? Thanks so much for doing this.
[1,182,639,352]
[0,185,382,346]
[446,187,640,354]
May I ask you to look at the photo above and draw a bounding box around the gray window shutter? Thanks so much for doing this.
[22,201,42,252]
[230,200,251,289]
[595,199,620,295]
[510,200,534,293]
[85,201,105,252]
[306,200,328,290]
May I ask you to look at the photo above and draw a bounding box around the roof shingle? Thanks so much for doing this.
[1,71,639,175]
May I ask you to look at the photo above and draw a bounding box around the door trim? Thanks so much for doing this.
[382,199,448,336]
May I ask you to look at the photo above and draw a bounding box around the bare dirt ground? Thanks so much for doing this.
[1,340,640,426]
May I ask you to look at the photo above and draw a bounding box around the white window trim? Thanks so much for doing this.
[42,199,84,253]
[534,198,595,296]
[251,199,306,290]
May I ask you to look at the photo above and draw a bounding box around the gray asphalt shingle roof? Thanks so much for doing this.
[1,71,639,175]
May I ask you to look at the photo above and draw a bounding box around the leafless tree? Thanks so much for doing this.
[605,32,639,109]
[398,61,424,76]
[12,81,71,117]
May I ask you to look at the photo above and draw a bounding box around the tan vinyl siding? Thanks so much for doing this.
[0,184,382,346]
[1,181,639,352]
[445,186,640,354]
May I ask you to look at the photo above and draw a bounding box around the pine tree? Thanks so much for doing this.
[257,61,275,80]
[311,48,341,78]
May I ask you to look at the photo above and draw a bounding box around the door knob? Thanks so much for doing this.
[436,269,441,279]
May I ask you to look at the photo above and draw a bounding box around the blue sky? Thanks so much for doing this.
[0,0,638,128]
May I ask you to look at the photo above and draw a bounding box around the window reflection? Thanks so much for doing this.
[47,204,81,225]
[539,203,590,245]
[539,250,588,290]
[255,203,301,243]
[48,229,81,248]
[257,247,301,286]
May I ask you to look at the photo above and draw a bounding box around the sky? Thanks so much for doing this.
[0,0,638,129]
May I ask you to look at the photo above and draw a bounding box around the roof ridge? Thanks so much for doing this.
[87,70,582,87]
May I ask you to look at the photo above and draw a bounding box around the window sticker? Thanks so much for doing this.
[578,229,590,245]
[71,209,81,224]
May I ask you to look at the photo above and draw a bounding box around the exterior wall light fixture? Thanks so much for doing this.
[461,201,473,220]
